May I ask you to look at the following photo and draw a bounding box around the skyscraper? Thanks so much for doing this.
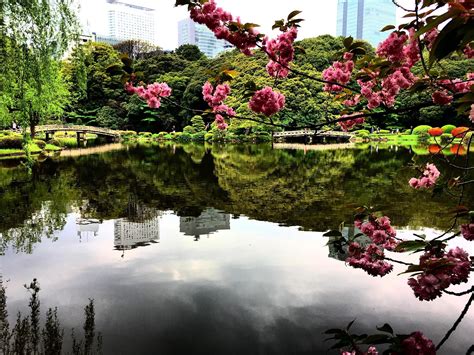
[105,0,156,44]
[178,18,229,58]
[336,0,396,47]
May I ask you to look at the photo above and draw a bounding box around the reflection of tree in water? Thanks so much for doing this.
[180,208,230,241]
[0,145,472,253]
[326,226,371,261]
[0,276,102,355]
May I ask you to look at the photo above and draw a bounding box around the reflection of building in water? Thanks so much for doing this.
[76,218,101,241]
[114,203,161,252]
[327,226,371,261]
[180,208,230,241]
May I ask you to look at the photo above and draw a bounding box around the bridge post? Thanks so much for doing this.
[76,131,85,145]
[45,132,50,141]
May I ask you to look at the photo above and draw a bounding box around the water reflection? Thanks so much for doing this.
[180,208,230,241]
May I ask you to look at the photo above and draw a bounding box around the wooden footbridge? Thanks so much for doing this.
[273,129,354,142]
[35,125,121,141]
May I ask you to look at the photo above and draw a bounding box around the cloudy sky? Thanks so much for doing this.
[78,0,412,50]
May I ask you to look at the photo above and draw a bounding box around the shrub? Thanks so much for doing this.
[190,115,206,132]
[164,134,173,140]
[462,131,473,144]
[33,139,46,149]
[191,131,206,141]
[204,132,214,141]
[183,126,196,134]
[139,132,152,137]
[428,127,443,136]
[404,129,412,134]
[412,125,432,135]
[47,139,61,147]
[439,133,453,144]
[96,106,126,129]
[451,127,469,138]
[355,129,370,136]
[379,129,390,134]
[441,124,456,134]
[0,136,23,149]
[176,132,192,143]
[158,132,168,138]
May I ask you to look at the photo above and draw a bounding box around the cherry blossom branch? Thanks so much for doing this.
[436,292,474,351]
[443,286,474,296]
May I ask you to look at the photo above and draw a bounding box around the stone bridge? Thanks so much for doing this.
[35,125,121,141]
[273,129,354,143]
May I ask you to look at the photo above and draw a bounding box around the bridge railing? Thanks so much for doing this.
[35,125,121,137]
[273,130,354,137]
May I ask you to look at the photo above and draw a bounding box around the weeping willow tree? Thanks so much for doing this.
[0,0,79,136]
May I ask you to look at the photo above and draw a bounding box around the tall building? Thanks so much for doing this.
[178,18,229,58]
[105,0,156,44]
[336,0,396,47]
[180,208,230,241]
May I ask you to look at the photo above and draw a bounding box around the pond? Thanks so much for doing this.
[1,143,473,354]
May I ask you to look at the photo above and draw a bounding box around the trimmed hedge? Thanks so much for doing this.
[441,124,456,134]
[33,139,46,149]
[0,136,23,149]
[412,125,432,135]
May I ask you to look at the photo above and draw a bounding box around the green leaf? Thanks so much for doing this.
[398,264,424,276]
[343,36,353,49]
[323,230,342,237]
[272,20,284,30]
[416,10,456,37]
[430,17,467,64]
[287,10,302,21]
[363,334,391,345]
[380,25,395,32]
[376,323,394,335]
[395,240,428,252]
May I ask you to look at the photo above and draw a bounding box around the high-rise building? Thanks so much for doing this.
[178,18,229,58]
[336,0,396,47]
[105,0,156,44]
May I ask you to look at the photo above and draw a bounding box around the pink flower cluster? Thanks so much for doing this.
[248,87,285,116]
[355,216,399,250]
[423,28,439,49]
[346,243,394,277]
[125,82,172,109]
[338,114,365,132]
[465,44,474,59]
[264,26,298,78]
[400,331,436,355]
[322,52,354,92]
[461,223,474,241]
[358,66,416,109]
[376,31,409,63]
[403,29,421,68]
[341,346,378,355]
[408,247,471,301]
[470,103,474,123]
[408,163,440,189]
[432,73,474,105]
[190,0,258,56]
[202,81,236,130]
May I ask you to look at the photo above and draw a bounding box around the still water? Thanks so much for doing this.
[1,143,473,354]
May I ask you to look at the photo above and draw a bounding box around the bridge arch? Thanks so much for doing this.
[35,125,121,141]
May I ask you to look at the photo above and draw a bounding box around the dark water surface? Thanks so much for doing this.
[1,143,473,354]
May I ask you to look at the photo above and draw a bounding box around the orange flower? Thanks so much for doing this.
[428,144,442,154]
[450,144,466,155]
[451,127,469,138]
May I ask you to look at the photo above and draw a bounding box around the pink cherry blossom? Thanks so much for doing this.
[338,114,365,131]
[409,163,440,189]
[465,44,474,59]
[432,90,453,105]
[125,82,172,109]
[264,26,298,78]
[322,53,354,92]
[201,81,235,130]
[248,87,285,116]
[408,247,470,301]
[424,28,439,49]
[461,223,474,241]
[401,331,436,355]
[346,243,393,277]
[357,216,398,251]
[377,31,408,63]
[470,104,474,123]
[403,28,420,68]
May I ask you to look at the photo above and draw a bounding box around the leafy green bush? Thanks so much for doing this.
[404,129,412,134]
[190,115,206,132]
[176,132,192,143]
[164,134,173,140]
[191,131,206,141]
[463,131,473,144]
[183,125,196,134]
[441,124,456,134]
[33,139,46,149]
[0,136,23,149]
[47,139,61,147]
[204,132,214,141]
[412,125,432,135]
[158,132,168,138]
[355,129,370,136]
[139,132,152,137]
[379,129,390,134]
[96,106,126,129]
[440,133,453,144]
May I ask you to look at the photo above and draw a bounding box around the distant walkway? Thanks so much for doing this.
[35,125,121,140]
[273,143,356,151]
[273,129,354,142]
[57,143,125,158]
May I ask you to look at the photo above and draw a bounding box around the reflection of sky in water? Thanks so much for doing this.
[3,212,474,354]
